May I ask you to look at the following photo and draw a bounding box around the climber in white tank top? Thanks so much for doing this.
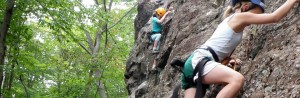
[203,13,243,61]
[182,0,300,98]
[190,14,243,81]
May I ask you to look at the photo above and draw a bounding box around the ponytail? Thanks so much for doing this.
[223,6,234,19]
[153,11,157,17]
[223,1,250,18]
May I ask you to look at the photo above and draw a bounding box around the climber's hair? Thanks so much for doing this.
[223,1,253,18]
[153,14,157,17]
[153,11,158,17]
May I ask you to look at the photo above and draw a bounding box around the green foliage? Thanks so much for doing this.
[1,0,136,97]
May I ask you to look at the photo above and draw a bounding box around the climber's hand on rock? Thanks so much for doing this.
[229,59,242,65]
[168,7,173,11]
[166,11,171,14]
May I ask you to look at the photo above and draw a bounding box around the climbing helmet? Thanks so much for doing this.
[155,7,166,18]
[231,0,265,13]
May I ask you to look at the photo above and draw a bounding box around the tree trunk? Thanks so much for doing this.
[84,70,93,98]
[0,0,15,97]
[7,61,15,90]
[95,70,107,98]
[82,0,113,97]
[109,0,113,11]
[80,2,136,98]
[84,64,107,98]
[83,28,107,98]
[19,75,29,98]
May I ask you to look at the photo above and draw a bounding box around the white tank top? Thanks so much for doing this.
[203,14,243,61]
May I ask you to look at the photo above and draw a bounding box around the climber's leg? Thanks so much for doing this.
[184,87,206,98]
[184,88,196,98]
[153,40,159,50]
[202,64,244,98]
[157,40,160,50]
[151,33,161,51]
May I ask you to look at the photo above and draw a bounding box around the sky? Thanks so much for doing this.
[82,0,94,7]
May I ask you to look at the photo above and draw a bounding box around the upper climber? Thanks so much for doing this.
[151,7,171,53]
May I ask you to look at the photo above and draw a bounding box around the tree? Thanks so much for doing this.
[0,0,135,97]
[0,0,15,96]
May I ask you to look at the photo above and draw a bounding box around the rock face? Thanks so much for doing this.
[125,0,300,98]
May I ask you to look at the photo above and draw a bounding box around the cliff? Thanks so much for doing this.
[125,0,300,97]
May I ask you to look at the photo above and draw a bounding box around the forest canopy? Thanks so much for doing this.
[0,0,136,97]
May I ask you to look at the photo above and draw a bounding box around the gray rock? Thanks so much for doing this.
[125,0,300,97]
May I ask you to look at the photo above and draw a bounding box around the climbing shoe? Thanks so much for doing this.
[152,50,159,54]
[152,48,159,54]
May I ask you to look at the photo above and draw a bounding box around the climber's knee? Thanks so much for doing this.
[229,72,244,87]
